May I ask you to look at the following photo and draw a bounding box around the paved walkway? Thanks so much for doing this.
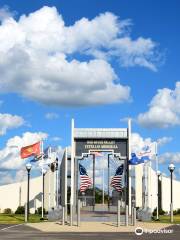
[27,221,172,232]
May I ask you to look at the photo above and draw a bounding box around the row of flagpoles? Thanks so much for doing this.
[20,140,59,217]
[20,137,159,212]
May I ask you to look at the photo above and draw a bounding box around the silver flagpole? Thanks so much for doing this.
[102,167,104,206]
[48,147,51,210]
[41,140,44,219]
[70,119,75,226]
[155,142,159,220]
[128,119,132,216]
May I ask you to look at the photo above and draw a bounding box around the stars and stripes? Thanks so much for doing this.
[79,164,92,192]
[110,164,124,192]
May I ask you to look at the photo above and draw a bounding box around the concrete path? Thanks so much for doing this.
[27,221,173,232]
[0,223,179,239]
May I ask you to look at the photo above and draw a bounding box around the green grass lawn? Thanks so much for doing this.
[153,215,180,224]
[0,214,43,224]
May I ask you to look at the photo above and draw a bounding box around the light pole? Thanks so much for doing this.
[26,163,32,221]
[168,163,175,223]
[41,168,47,219]
[156,170,161,220]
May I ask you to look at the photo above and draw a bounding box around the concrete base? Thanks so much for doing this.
[137,208,152,221]
[48,207,62,221]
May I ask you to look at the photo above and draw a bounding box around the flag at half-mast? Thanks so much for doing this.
[20,142,41,159]
[79,164,92,192]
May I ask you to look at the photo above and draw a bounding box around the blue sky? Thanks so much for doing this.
[0,0,180,184]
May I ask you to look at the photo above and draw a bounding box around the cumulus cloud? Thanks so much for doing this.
[131,132,154,153]
[45,112,59,120]
[0,169,31,185]
[0,5,15,22]
[137,82,180,128]
[159,152,180,164]
[157,137,173,146]
[0,113,25,135]
[0,171,14,185]
[0,6,160,106]
[0,131,48,170]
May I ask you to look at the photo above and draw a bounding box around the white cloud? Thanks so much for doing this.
[0,171,14,185]
[157,137,173,146]
[0,113,25,135]
[159,152,180,164]
[0,169,30,185]
[51,136,62,142]
[45,112,59,120]
[0,131,48,170]
[137,82,180,128]
[108,37,159,71]
[0,6,160,106]
[0,6,15,22]
[131,132,154,153]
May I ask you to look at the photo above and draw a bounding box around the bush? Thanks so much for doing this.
[15,206,25,214]
[176,208,180,214]
[153,207,165,216]
[3,208,12,214]
[36,207,46,215]
[173,210,177,215]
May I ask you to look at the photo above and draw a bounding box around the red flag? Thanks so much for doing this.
[20,142,41,159]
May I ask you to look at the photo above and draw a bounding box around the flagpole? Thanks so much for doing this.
[41,140,44,219]
[155,141,159,220]
[93,154,95,211]
[102,167,104,207]
[48,147,51,210]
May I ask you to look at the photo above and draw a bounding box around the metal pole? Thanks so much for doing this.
[70,119,75,226]
[131,206,134,225]
[62,206,65,225]
[27,171,30,221]
[77,199,80,226]
[108,154,110,210]
[41,172,45,218]
[128,119,132,213]
[125,204,128,226]
[48,170,51,210]
[19,186,21,207]
[133,207,136,226]
[155,142,159,220]
[93,154,95,211]
[70,203,73,226]
[25,202,27,223]
[56,168,58,207]
[125,156,129,224]
[157,173,159,220]
[117,200,120,227]
[170,171,173,223]
[102,168,104,206]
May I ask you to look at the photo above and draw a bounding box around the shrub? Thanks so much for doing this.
[173,210,177,215]
[176,208,180,214]
[153,207,165,216]
[15,206,25,214]
[3,208,12,214]
[36,207,46,215]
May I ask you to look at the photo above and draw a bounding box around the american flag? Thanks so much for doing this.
[79,164,92,192]
[110,164,124,192]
